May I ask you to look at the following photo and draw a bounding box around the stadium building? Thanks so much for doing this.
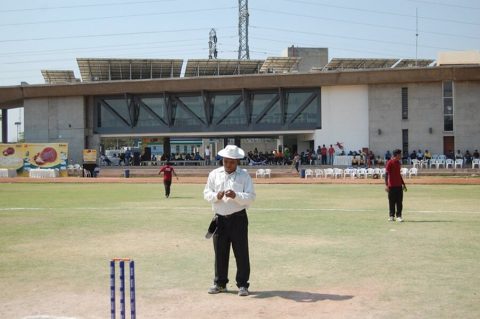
[1,48,479,164]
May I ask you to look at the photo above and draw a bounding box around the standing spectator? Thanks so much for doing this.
[316,145,322,164]
[204,145,256,296]
[205,146,211,165]
[385,149,407,222]
[321,145,327,165]
[158,161,178,198]
[328,144,335,165]
[293,153,300,173]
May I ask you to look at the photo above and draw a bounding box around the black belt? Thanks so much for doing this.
[217,209,246,218]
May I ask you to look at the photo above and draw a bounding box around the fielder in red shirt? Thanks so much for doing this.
[159,162,178,198]
[385,149,407,222]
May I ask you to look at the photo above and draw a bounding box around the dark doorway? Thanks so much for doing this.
[443,136,454,156]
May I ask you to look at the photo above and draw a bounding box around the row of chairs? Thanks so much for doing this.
[305,167,418,179]
[413,158,480,169]
[67,164,91,177]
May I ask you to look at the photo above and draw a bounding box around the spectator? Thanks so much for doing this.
[474,150,480,159]
[328,144,335,165]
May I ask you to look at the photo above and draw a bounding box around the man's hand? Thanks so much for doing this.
[385,185,389,193]
[225,189,236,199]
[217,191,225,200]
[403,184,408,192]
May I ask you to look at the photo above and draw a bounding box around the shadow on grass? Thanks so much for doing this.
[250,290,354,303]
[405,220,453,223]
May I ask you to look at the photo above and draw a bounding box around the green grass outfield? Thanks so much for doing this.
[1,183,479,318]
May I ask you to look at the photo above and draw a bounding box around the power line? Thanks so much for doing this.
[280,0,480,26]
[0,7,235,28]
[0,0,174,13]
[0,26,237,43]
[406,0,480,10]
[251,7,480,40]
[251,25,459,51]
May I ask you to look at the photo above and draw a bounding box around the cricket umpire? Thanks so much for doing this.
[203,145,256,296]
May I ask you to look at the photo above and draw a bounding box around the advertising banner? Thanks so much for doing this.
[83,149,97,163]
[0,144,24,170]
[0,143,69,176]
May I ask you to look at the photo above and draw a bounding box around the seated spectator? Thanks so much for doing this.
[474,150,480,159]
[385,150,392,161]
[464,150,472,165]
[455,150,463,160]
[424,150,432,162]
[417,149,423,160]
[101,155,112,166]
[447,150,455,159]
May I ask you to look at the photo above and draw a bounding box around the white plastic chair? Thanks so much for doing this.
[305,169,314,178]
[420,160,428,169]
[323,168,334,178]
[255,169,265,178]
[314,168,323,178]
[435,159,446,169]
[379,168,386,178]
[445,159,454,169]
[333,168,343,179]
[366,168,375,178]
[343,168,356,179]
[356,168,367,179]
[472,158,480,169]
[408,167,418,178]
[411,159,420,168]
[264,168,271,178]
[454,159,463,169]
[400,167,408,178]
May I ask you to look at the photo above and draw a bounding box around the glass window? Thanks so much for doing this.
[443,81,453,98]
[443,81,454,132]
[402,129,408,156]
[286,91,318,124]
[401,87,408,120]
[211,94,247,126]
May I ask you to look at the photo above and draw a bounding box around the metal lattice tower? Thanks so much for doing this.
[238,0,250,60]
[208,28,218,59]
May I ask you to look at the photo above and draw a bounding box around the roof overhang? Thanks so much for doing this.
[1,65,480,109]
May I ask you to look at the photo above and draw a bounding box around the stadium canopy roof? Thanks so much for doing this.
[184,59,264,77]
[392,59,435,68]
[259,57,302,73]
[77,58,183,82]
[41,70,80,84]
[322,58,398,71]
[321,58,436,71]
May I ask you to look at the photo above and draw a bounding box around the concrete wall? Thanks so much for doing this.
[315,85,369,153]
[369,82,444,156]
[454,81,480,152]
[285,47,329,72]
[24,96,86,164]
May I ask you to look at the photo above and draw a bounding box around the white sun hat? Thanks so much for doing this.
[218,145,245,159]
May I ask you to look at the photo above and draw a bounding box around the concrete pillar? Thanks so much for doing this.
[1,109,7,143]
[277,135,284,152]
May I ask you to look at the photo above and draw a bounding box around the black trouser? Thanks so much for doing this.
[163,180,172,197]
[388,186,403,217]
[213,210,250,289]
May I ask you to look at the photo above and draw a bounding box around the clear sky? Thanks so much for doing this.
[1,0,479,140]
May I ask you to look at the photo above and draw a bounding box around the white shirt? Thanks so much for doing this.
[203,166,256,216]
